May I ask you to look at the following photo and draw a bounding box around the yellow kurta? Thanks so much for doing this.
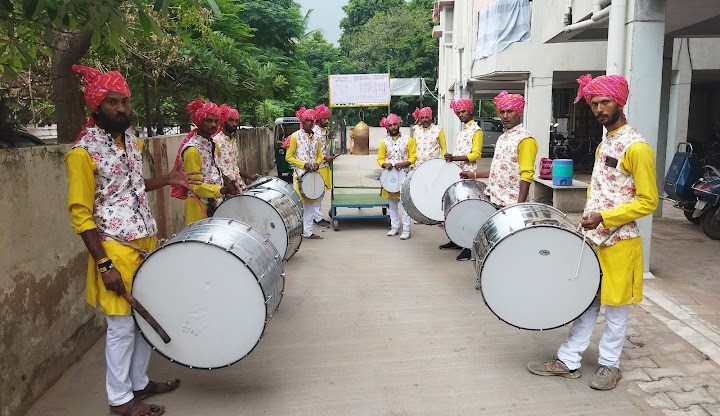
[438,129,448,156]
[518,137,539,182]
[285,131,323,203]
[182,146,223,225]
[66,139,158,316]
[377,136,417,199]
[592,140,658,306]
[466,129,483,163]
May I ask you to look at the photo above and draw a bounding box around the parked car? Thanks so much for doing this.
[0,124,45,149]
[478,118,503,155]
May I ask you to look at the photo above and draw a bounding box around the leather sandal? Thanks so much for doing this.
[110,399,165,416]
[133,379,181,400]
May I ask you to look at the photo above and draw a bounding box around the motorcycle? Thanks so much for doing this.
[549,123,570,159]
[664,142,720,239]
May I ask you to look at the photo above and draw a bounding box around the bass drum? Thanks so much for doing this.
[248,176,302,214]
[132,218,284,369]
[379,168,407,193]
[300,171,325,200]
[214,188,302,261]
[442,180,497,248]
[473,203,601,330]
[401,158,462,224]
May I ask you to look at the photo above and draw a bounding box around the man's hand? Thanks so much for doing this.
[220,182,240,196]
[101,268,126,296]
[581,212,603,229]
[324,156,334,163]
[394,162,409,169]
[460,171,476,179]
[444,153,455,162]
[248,173,261,181]
[167,164,201,188]
[382,163,393,170]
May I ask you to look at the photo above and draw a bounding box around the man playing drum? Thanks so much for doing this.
[66,65,185,416]
[378,113,417,240]
[173,99,240,225]
[213,104,260,192]
[286,106,324,239]
[440,98,483,260]
[463,91,538,206]
[527,74,658,390]
[411,106,446,165]
[311,103,334,228]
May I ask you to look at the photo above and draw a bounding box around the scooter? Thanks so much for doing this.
[664,142,720,239]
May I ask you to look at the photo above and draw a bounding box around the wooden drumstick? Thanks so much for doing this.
[245,177,272,191]
[123,293,172,344]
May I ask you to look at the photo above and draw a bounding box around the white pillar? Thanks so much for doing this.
[664,39,693,178]
[524,73,553,160]
[623,0,667,272]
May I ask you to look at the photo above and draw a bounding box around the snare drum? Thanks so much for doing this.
[400,158,462,224]
[379,168,407,193]
[442,180,497,248]
[214,188,303,260]
[299,171,325,200]
[132,218,284,369]
[473,203,600,330]
[248,176,302,214]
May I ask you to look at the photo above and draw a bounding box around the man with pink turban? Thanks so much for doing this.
[411,106,446,165]
[378,113,417,240]
[440,98,483,259]
[174,98,239,225]
[466,91,537,209]
[310,103,334,228]
[212,104,260,193]
[528,74,658,391]
[286,106,324,239]
[66,65,184,416]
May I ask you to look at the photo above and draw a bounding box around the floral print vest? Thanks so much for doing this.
[413,124,442,165]
[584,125,645,246]
[486,124,533,207]
[73,128,157,241]
[212,131,242,185]
[181,132,224,203]
[292,129,317,176]
[382,135,410,170]
[456,120,480,172]
[313,125,331,168]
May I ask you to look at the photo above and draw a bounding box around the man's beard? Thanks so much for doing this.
[95,110,131,133]
[597,109,622,126]
[224,123,238,134]
[388,128,400,136]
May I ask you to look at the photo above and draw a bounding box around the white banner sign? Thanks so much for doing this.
[329,74,391,108]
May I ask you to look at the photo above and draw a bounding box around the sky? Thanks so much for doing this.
[296,0,349,45]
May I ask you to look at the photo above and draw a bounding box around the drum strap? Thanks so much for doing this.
[101,233,152,258]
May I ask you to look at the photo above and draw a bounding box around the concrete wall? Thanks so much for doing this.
[0,128,273,416]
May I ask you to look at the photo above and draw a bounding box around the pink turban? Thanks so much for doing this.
[72,65,131,111]
[314,104,330,120]
[186,98,221,127]
[450,98,474,113]
[218,104,240,127]
[574,74,629,107]
[296,107,317,123]
[493,91,525,115]
[412,107,433,121]
[380,113,402,128]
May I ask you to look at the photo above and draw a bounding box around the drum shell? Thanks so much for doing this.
[214,189,303,260]
[400,158,462,224]
[380,168,407,194]
[248,176,302,214]
[472,203,601,330]
[299,171,325,200]
[401,169,437,224]
[132,218,285,369]
[442,180,496,248]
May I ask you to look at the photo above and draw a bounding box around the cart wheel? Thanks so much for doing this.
[382,207,387,215]
[332,219,339,231]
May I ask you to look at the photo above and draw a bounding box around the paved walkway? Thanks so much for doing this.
[26,155,720,416]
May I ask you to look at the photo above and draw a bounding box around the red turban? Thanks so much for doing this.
[72,65,131,111]
[574,74,630,108]
[296,107,317,122]
[412,107,433,121]
[186,98,221,127]
[450,98,474,113]
[493,91,525,115]
[314,104,330,120]
[380,113,402,128]
[218,104,240,127]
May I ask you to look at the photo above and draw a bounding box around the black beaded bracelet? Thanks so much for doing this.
[97,260,114,274]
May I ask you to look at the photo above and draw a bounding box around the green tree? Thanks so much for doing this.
[338,0,403,51]
[297,31,357,105]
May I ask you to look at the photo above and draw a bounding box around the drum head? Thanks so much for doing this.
[133,242,267,369]
[214,193,289,258]
[444,200,496,248]
[380,169,406,193]
[479,226,600,330]
[408,159,461,222]
[301,172,325,199]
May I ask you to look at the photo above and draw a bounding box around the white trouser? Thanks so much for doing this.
[313,201,323,222]
[303,201,321,237]
[556,297,630,370]
[388,198,411,232]
[106,315,152,406]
